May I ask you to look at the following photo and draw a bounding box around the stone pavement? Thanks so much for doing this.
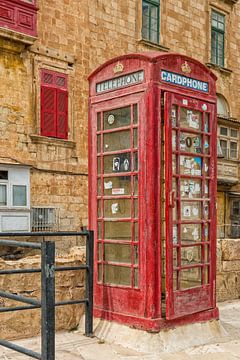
[0,300,240,360]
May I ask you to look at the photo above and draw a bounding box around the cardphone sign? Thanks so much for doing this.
[161,70,209,93]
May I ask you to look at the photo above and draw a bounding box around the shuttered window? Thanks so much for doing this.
[41,70,68,139]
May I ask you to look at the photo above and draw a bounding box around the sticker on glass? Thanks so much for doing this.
[180,134,186,150]
[111,203,119,214]
[123,158,130,171]
[112,188,124,195]
[187,111,200,129]
[192,207,199,216]
[183,99,188,106]
[192,228,199,241]
[107,114,115,125]
[192,157,202,176]
[186,137,192,148]
[113,157,120,172]
[104,181,112,190]
[183,206,191,217]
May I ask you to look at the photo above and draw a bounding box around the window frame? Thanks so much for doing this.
[0,167,30,209]
[218,125,239,160]
[211,10,225,67]
[142,0,160,44]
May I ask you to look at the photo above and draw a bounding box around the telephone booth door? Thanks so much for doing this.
[164,93,217,320]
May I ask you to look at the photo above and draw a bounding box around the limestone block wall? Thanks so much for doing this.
[217,239,240,302]
[0,247,86,340]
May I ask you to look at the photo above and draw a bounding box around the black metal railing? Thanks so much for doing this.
[0,231,94,360]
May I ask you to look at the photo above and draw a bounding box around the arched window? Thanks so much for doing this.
[217,94,230,118]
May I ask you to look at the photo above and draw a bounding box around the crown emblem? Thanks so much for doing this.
[113,62,124,74]
[181,61,191,74]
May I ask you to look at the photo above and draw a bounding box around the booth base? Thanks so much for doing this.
[93,307,219,332]
[81,307,224,354]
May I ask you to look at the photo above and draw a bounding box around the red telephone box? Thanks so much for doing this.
[88,52,218,331]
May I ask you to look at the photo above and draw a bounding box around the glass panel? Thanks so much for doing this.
[180,267,202,289]
[97,157,101,174]
[204,223,209,241]
[203,202,209,219]
[172,177,177,192]
[180,132,202,154]
[205,181,209,197]
[97,135,101,153]
[134,152,138,171]
[181,246,201,266]
[133,129,138,148]
[134,222,138,241]
[230,129,238,138]
[104,265,131,286]
[103,176,131,196]
[173,247,178,268]
[173,271,178,290]
[204,136,210,154]
[172,130,177,150]
[180,156,202,176]
[171,105,177,127]
[103,130,130,152]
[204,245,209,263]
[133,104,138,124]
[97,200,102,217]
[97,178,101,195]
[103,106,131,130]
[134,199,138,218]
[134,176,138,195]
[180,179,201,199]
[104,243,131,263]
[173,225,178,245]
[98,222,102,239]
[181,201,201,220]
[98,243,102,260]
[204,266,210,284]
[98,264,103,283]
[204,159,209,176]
[104,153,131,173]
[104,199,131,218]
[134,268,138,287]
[220,139,228,157]
[180,108,201,130]
[181,224,202,244]
[134,245,138,264]
[12,185,27,206]
[97,113,101,131]
[0,184,7,206]
[172,154,177,174]
[104,221,131,240]
[0,171,8,180]
[204,115,209,133]
[230,142,237,159]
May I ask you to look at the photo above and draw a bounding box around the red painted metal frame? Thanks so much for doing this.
[0,0,37,37]
[88,52,218,331]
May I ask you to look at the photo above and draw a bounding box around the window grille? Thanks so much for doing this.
[31,208,58,232]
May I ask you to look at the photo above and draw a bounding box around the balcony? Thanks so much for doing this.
[0,0,37,43]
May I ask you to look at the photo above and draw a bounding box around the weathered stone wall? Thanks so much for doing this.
[217,239,240,302]
[0,247,85,340]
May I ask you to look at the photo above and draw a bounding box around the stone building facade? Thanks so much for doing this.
[0,1,240,295]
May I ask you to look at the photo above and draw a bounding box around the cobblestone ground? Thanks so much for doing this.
[0,300,240,360]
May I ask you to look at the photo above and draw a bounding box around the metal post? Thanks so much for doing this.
[41,241,55,360]
[85,230,94,336]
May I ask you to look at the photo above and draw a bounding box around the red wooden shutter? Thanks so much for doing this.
[41,86,56,137]
[56,89,68,139]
